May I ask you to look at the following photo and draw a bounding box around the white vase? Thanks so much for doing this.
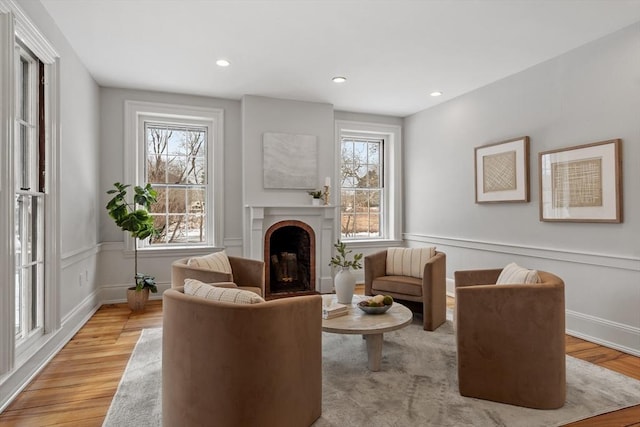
[311,198,320,206]
[334,267,356,304]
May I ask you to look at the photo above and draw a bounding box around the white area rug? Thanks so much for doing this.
[103,321,640,426]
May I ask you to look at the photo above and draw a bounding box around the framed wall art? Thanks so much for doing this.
[475,136,530,203]
[263,132,317,189]
[539,139,622,223]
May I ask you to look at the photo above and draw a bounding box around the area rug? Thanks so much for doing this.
[103,321,640,426]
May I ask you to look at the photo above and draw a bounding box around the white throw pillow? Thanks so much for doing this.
[496,262,540,284]
[184,279,264,304]
[386,247,436,279]
[187,250,233,276]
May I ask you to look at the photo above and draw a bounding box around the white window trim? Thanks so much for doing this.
[124,100,224,250]
[0,1,61,376]
[335,120,402,243]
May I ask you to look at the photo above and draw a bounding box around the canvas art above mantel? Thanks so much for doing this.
[263,132,318,189]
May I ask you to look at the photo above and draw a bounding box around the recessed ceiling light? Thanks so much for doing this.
[430,91,443,97]
[332,76,347,83]
[216,59,230,67]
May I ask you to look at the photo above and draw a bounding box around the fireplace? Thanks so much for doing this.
[246,205,337,295]
[264,220,316,299]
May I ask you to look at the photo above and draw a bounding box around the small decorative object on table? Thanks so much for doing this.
[358,294,393,314]
[322,302,348,319]
[329,240,363,304]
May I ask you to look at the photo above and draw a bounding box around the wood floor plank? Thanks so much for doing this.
[563,405,640,427]
[0,297,637,426]
[601,355,640,381]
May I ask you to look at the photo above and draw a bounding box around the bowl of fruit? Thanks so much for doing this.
[358,294,394,314]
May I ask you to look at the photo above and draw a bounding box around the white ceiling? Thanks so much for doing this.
[40,0,640,117]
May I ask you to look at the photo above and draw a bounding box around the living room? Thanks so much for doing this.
[0,0,639,424]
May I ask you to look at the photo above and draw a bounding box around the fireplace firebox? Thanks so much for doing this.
[264,220,317,299]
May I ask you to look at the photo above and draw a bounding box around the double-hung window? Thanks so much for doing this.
[336,121,402,242]
[14,42,45,348]
[340,136,383,238]
[1,5,60,377]
[145,122,208,245]
[125,101,224,249]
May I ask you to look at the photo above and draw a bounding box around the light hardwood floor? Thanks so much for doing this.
[0,296,638,426]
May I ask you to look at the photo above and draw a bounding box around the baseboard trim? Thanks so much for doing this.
[566,309,640,357]
[100,282,172,305]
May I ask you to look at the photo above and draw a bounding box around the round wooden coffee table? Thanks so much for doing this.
[321,295,413,371]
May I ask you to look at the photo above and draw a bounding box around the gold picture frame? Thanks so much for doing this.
[539,139,622,223]
[475,136,530,203]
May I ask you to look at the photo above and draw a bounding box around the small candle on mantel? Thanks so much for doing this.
[325,177,331,187]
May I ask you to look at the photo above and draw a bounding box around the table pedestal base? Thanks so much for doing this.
[364,333,384,371]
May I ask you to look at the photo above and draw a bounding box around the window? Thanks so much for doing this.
[125,101,224,249]
[1,5,60,377]
[335,121,402,242]
[14,43,45,348]
[145,122,207,245]
[340,136,383,239]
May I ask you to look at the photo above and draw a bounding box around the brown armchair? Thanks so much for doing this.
[454,268,566,409]
[163,288,322,426]
[172,255,265,296]
[364,250,446,331]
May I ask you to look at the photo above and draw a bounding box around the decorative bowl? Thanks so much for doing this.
[358,300,392,315]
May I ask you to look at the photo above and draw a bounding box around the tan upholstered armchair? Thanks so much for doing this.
[364,249,446,331]
[454,268,566,409]
[171,255,265,296]
[162,288,322,426]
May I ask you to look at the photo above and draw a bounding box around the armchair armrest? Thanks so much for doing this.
[454,268,502,288]
[364,250,388,295]
[422,251,446,331]
[228,256,265,293]
[171,258,233,288]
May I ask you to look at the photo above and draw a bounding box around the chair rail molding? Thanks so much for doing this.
[403,233,639,271]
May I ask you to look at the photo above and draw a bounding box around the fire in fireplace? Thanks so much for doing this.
[264,220,316,299]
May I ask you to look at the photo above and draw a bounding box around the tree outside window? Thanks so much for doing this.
[145,123,208,245]
[340,137,383,239]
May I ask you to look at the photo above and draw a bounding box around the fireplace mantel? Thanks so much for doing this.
[245,205,337,293]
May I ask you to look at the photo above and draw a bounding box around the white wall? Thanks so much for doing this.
[403,23,640,355]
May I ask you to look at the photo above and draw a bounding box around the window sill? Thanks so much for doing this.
[340,239,403,248]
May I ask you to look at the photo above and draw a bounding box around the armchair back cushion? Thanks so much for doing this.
[386,247,436,278]
[184,279,265,304]
[187,250,233,276]
[496,262,540,284]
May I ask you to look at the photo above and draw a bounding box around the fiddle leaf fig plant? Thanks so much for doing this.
[106,182,160,292]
